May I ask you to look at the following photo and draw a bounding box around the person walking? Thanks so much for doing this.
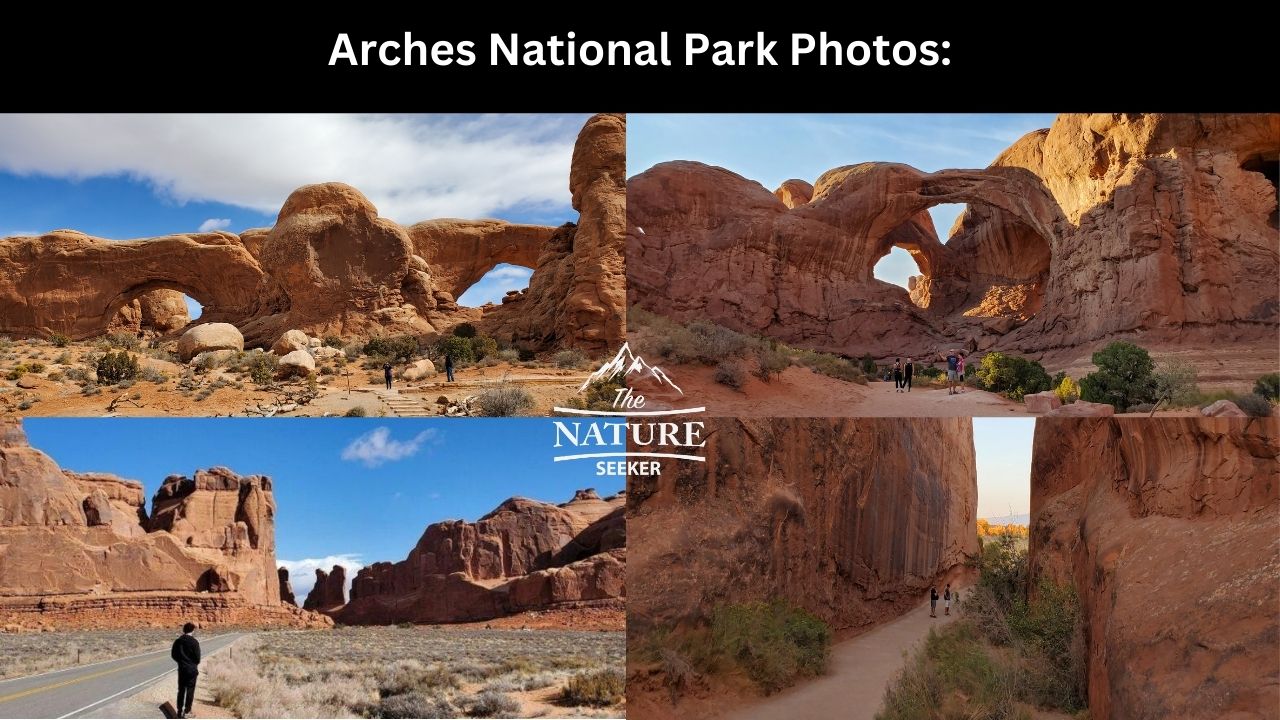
[382,361,393,391]
[956,354,966,393]
[444,353,455,383]
[904,357,914,392]
[944,584,952,616]
[171,622,201,719]
[943,350,960,394]
[892,359,904,392]
[929,587,938,618]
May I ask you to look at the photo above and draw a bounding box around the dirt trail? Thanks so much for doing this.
[733,597,959,720]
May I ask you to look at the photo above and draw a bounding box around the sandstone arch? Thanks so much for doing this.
[407,219,553,301]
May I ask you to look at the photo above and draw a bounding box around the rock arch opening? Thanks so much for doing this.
[106,281,214,337]
[455,262,535,308]
[927,203,967,244]
[1240,151,1279,229]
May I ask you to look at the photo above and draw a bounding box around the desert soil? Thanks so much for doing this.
[0,628,177,680]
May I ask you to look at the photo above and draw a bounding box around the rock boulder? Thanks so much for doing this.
[1024,391,1062,414]
[177,323,244,362]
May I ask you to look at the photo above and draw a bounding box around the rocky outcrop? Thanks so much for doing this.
[0,114,624,355]
[111,289,191,335]
[0,419,330,629]
[1028,418,1279,720]
[177,323,244,362]
[628,113,1279,363]
[628,418,978,633]
[278,567,296,605]
[334,489,625,624]
[774,179,813,208]
[302,565,347,611]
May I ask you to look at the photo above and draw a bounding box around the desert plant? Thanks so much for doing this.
[754,346,791,382]
[363,335,420,362]
[714,360,744,389]
[95,351,139,384]
[1235,393,1274,417]
[475,385,535,416]
[974,352,1052,401]
[435,336,475,364]
[557,376,625,413]
[553,349,587,369]
[561,669,624,707]
[1053,375,1079,404]
[497,349,521,363]
[1152,358,1200,406]
[859,354,877,375]
[49,333,70,348]
[379,692,458,719]
[246,353,278,385]
[708,599,831,693]
[451,322,478,338]
[193,353,219,375]
[104,331,142,351]
[463,690,519,718]
[322,336,344,349]
[517,347,536,362]
[1080,341,1156,411]
[1254,372,1280,402]
[344,406,368,417]
[469,335,498,361]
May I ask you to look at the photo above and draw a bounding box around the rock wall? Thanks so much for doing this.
[628,418,978,633]
[302,565,347,612]
[0,419,330,629]
[335,489,625,624]
[0,113,626,354]
[628,113,1279,361]
[278,567,296,606]
[1028,417,1279,720]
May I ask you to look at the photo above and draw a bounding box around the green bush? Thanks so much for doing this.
[792,350,863,383]
[1079,341,1156,411]
[344,406,368,417]
[1235,393,1274,417]
[322,336,344,349]
[557,376,624,412]
[50,333,70,348]
[974,352,1052,401]
[1254,373,1280,402]
[363,335,419,362]
[469,335,498,361]
[714,360,744,389]
[561,670,624,707]
[95,351,140,384]
[517,347,536,362]
[451,322,477,338]
[104,332,142,351]
[916,365,944,380]
[1152,358,1200,406]
[754,346,791,382]
[553,349,587,369]
[859,354,877,375]
[435,336,475,364]
[879,623,1017,720]
[246,353,278,385]
[708,599,831,693]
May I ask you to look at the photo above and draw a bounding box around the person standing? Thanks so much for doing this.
[382,361,393,391]
[171,622,201,719]
[444,353,455,383]
[892,358,904,392]
[944,584,952,616]
[956,354,966,393]
[930,586,938,618]
[943,350,960,395]
[904,357,914,392]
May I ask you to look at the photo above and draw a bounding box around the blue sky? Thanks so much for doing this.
[973,418,1034,519]
[0,114,584,309]
[627,114,1057,289]
[22,418,621,599]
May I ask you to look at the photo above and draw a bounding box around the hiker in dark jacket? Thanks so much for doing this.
[444,353,455,382]
[929,587,939,618]
[171,622,201,718]
[382,362,393,390]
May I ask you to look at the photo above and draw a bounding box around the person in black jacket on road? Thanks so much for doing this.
[171,622,201,718]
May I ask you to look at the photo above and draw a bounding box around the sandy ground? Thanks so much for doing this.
[0,339,589,417]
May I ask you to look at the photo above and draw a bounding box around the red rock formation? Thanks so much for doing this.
[628,113,1279,364]
[278,567,296,606]
[1028,417,1279,720]
[0,419,330,629]
[335,489,625,624]
[110,289,191,335]
[0,114,625,354]
[774,179,813,208]
[628,418,978,633]
[302,565,347,611]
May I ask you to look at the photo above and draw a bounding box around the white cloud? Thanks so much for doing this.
[0,114,586,223]
[278,554,364,603]
[486,265,533,280]
[341,427,436,467]
[197,217,231,232]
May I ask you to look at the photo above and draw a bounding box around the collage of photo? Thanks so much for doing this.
[0,112,1276,720]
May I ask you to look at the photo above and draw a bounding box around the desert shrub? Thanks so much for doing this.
[47,371,63,382]
[53,351,72,365]
[378,691,458,719]
[1152,358,1200,406]
[561,669,624,707]
[363,335,420,362]
[435,336,476,364]
[1254,372,1280,402]
[517,347,536,362]
[974,352,1052,401]
[95,351,139,384]
[463,690,519,718]
[1235,393,1274,417]
[714,360,744,389]
[322,335,344,349]
[558,376,624,413]
[469,335,498,361]
[916,365,944,380]
[792,350,863,383]
[245,353,278,385]
[451,322,477,338]
[497,349,521,363]
[64,366,91,383]
[1053,375,1079,404]
[1079,341,1156,411]
[377,659,460,696]
[859,354,877,374]
[193,353,219,375]
[654,320,754,365]
[5,365,26,380]
[344,406,368,417]
[879,622,1019,720]
[49,333,70,348]
[708,599,830,693]
[25,361,45,374]
[754,346,791,382]
[104,332,141,351]
[475,385,535,416]
[553,349,586,369]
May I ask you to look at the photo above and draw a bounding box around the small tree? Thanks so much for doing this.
[435,336,475,364]
[1053,376,1079,404]
[95,351,140,384]
[974,351,1052,401]
[1254,373,1280,402]
[859,354,877,375]
[1079,341,1156,411]
[468,335,498,361]
[451,322,477,338]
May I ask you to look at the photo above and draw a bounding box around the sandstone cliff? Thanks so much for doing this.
[627,113,1278,363]
[1028,417,1279,720]
[628,418,978,633]
[302,565,347,612]
[0,419,329,629]
[333,488,625,624]
[0,113,625,354]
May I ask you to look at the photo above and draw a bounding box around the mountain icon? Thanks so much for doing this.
[581,342,683,395]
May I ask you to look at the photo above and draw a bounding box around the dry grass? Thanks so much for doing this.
[0,629,176,679]
[204,626,624,718]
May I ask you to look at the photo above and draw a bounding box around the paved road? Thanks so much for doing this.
[0,633,244,719]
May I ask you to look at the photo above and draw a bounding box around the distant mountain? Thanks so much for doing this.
[581,342,683,394]
[981,513,1030,526]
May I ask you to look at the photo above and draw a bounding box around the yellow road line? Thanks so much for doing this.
[0,657,160,704]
